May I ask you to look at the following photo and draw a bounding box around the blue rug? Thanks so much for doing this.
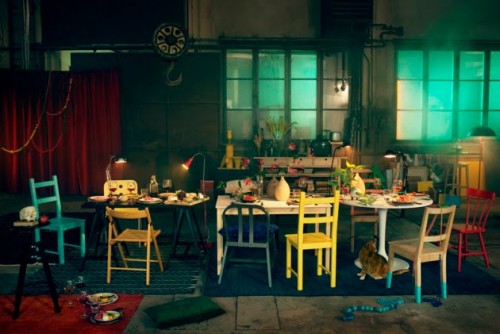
[203,241,500,297]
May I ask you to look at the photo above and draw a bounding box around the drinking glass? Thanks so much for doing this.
[75,275,86,290]
[162,179,172,191]
[127,181,136,194]
[78,291,89,318]
[108,181,118,196]
[392,179,403,194]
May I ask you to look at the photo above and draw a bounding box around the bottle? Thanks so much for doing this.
[149,175,159,197]
[256,175,264,200]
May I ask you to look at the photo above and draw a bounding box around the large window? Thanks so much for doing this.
[396,49,500,141]
[226,49,348,144]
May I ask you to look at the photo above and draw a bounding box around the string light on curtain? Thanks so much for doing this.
[1,73,73,154]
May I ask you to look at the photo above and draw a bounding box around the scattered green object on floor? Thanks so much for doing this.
[342,297,404,321]
[144,296,225,328]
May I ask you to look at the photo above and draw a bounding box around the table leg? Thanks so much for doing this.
[216,209,223,275]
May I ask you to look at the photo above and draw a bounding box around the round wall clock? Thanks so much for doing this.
[152,23,189,60]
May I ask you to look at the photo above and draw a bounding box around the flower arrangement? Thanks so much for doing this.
[328,161,364,194]
[266,117,297,156]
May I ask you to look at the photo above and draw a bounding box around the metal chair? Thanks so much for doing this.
[450,188,495,272]
[29,175,86,265]
[386,205,456,303]
[286,190,340,291]
[218,203,278,288]
[106,207,163,285]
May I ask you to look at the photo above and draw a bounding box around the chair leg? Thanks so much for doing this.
[146,240,151,286]
[386,248,394,289]
[286,239,292,279]
[218,245,229,284]
[266,246,272,288]
[57,228,65,265]
[80,223,86,258]
[152,237,164,271]
[316,248,323,276]
[440,257,448,299]
[330,247,336,288]
[457,233,464,272]
[478,232,490,268]
[415,261,422,303]
[107,242,112,284]
[297,249,303,291]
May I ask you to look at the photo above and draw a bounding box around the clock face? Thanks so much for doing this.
[152,23,189,59]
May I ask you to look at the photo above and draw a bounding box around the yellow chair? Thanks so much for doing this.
[103,180,138,196]
[285,190,340,291]
[106,207,163,285]
[386,205,456,303]
[350,169,379,253]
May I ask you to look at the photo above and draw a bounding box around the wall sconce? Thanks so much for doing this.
[182,152,206,194]
[384,149,408,192]
[105,154,127,181]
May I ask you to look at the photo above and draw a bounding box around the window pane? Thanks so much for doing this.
[259,51,284,79]
[458,81,483,110]
[397,81,423,110]
[291,52,317,78]
[397,110,422,140]
[428,81,453,110]
[291,110,316,139]
[429,51,454,80]
[488,81,500,109]
[397,51,423,79]
[227,50,253,78]
[259,80,284,108]
[227,79,252,109]
[323,110,347,134]
[323,52,342,79]
[323,80,348,109]
[490,52,500,80]
[427,111,452,140]
[457,111,482,139]
[291,80,316,109]
[459,52,484,79]
[227,110,253,140]
[488,111,500,136]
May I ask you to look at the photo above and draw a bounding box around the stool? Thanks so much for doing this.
[444,162,470,196]
[13,222,60,319]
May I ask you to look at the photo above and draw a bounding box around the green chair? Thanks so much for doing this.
[29,175,86,264]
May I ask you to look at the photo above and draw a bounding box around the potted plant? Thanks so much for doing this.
[328,161,364,195]
[266,117,297,156]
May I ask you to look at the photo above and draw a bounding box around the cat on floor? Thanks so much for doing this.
[358,240,389,280]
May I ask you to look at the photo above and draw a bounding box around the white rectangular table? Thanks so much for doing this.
[215,195,332,275]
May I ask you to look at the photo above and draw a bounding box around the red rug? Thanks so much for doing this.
[0,294,143,334]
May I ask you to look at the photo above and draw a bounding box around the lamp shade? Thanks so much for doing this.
[182,157,194,169]
[467,126,497,138]
[384,149,397,159]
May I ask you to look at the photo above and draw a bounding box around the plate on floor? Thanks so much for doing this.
[88,292,119,305]
[90,310,122,324]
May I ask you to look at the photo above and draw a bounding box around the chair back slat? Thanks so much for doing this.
[222,203,271,247]
[420,205,456,254]
[29,175,63,218]
[464,188,495,230]
[297,191,340,244]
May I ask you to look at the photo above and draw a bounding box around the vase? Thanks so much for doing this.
[274,176,290,201]
[266,176,279,199]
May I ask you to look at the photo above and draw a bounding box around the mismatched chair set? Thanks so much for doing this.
[28,174,496,301]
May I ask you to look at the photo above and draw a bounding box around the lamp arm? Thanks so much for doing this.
[191,152,207,194]
[105,155,115,181]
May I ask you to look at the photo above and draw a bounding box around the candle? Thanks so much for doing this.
[227,129,233,142]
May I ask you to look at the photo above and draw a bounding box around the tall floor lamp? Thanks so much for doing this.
[182,152,211,247]
[105,154,127,181]
[467,126,497,189]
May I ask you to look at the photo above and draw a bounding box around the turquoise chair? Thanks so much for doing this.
[29,175,86,264]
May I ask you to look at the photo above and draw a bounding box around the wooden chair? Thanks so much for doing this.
[105,207,163,285]
[386,205,456,303]
[350,169,379,253]
[103,179,138,196]
[286,190,340,291]
[450,188,495,272]
[218,203,279,287]
[29,175,86,265]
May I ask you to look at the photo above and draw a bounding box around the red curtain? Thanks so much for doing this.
[0,69,121,195]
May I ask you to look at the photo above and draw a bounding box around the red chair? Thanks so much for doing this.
[450,188,496,272]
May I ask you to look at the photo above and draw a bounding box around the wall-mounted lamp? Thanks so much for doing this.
[105,154,127,181]
[384,149,408,192]
[340,79,347,91]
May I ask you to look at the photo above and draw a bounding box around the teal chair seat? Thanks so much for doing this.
[29,175,86,265]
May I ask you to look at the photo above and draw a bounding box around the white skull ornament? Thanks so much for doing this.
[20,206,37,221]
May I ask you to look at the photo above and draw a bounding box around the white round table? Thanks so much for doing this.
[341,195,433,272]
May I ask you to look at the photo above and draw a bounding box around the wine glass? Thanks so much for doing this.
[78,290,89,318]
[108,181,118,196]
[127,181,136,194]
[392,179,403,194]
[63,280,75,307]
[75,275,86,290]
[162,179,172,192]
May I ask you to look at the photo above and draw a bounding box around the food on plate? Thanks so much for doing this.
[98,293,113,303]
[396,194,412,203]
[95,310,119,321]
[243,195,257,202]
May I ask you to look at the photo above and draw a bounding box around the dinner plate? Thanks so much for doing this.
[90,310,122,324]
[159,192,176,198]
[89,196,109,202]
[138,197,163,204]
[88,292,119,305]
